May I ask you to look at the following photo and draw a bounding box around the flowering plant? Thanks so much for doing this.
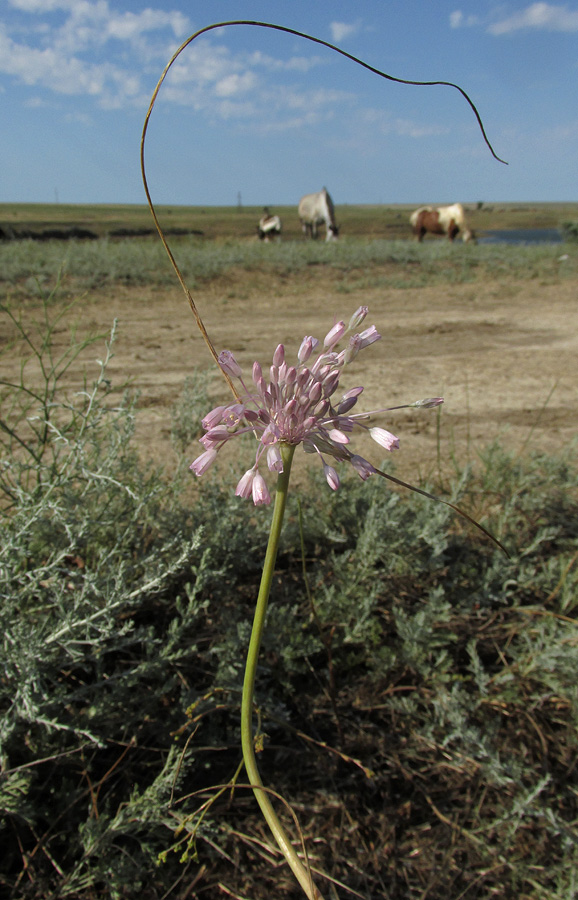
[191,306,443,505]
[141,19,505,900]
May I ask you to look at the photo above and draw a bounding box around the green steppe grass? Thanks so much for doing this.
[0,220,577,900]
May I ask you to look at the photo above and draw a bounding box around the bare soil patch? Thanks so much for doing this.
[2,268,577,484]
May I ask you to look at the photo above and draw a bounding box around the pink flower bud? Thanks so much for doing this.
[348,306,368,330]
[273,344,285,367]
[308,381,323,404]
[343,335,361,364]
[323,464,340,491]
[370,427,399,451]
[235,468,255,499]
[323,320,345,348]
[358,325,380,350]
[261,423,279,446]
[190,448,217,476]
[328,428,350,444]
[222,404,245,427]
[413,397,444,408]
[218,350,242,378]
[267,445,284,472]
[252,361,263,384]
[298,336,317,362]
[201,406,225,430]
[252,472,271,506]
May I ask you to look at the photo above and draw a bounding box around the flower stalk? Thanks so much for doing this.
[240,441,324,900]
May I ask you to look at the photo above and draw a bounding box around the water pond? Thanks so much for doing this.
[478,228,563,245]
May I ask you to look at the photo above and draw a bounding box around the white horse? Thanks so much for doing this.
[410,203,474,243]
[257,208,282,242]
[298,188,339,241]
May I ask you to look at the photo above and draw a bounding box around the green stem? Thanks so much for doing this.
[240,443,324,900]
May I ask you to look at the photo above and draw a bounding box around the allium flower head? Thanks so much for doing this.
[190,307,443,504]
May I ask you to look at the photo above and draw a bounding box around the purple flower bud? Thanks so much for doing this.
[190,448,217,476]
[201,425,230,447]
[370,427,400,451]
[350,455,376,480]
[336,387,363,414]
[218,350,242,377]
[273,344,285,367]
[322,370,341,397]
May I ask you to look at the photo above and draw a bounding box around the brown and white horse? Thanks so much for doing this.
[257,208,282,242]
[298,188,339,241]
[410,203,474,243]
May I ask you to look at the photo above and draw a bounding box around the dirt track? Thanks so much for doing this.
[1,265,577,489]
[50,267,574,486]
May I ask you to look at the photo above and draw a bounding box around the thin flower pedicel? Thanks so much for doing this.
[191,306,443,503]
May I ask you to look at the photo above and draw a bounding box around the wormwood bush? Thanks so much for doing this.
[561,220,578,241]
[1,296,577,899]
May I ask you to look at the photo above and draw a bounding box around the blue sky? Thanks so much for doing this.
[1,1,577,206]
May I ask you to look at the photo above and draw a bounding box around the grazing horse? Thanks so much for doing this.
[410,203,474,243]
[298,188,339,241]
[257,208,282,242]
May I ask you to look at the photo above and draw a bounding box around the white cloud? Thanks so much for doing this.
[489,3,578,35]
[9,0,77,10]
[0,3,359,127]
[449,11,482,29]
[360,107,449,139]
[0,1,192,107]
[214,71,257,99]
[329,21,359,43]
[246,50,326,74]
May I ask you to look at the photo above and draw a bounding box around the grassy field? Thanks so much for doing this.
[1,199,577,241]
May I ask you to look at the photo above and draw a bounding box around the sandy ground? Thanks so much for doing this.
[2,268,577,486]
